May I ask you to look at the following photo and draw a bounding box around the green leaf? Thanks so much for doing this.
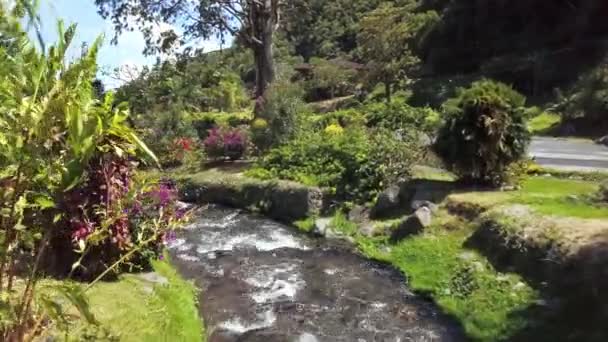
[130,132,159,166]
[35,195,55,209]
[57,284,98,325]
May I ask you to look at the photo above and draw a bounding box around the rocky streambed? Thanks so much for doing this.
[168,206,464,341]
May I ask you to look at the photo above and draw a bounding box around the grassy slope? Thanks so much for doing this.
[450,177,607,219]
[328,213,537,342]
[41,255,204,341]
[321,175,606,340]
[528,112,561,135]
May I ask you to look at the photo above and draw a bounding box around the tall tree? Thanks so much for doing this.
[280,0,382,60]
[358,3,438,102]
[95,0,280,110]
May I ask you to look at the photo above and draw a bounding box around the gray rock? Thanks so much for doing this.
[390,208,432,241]
[414,207,433,228]
[179,174,328,224]
[358,222,376,238]
[411,200,439,213]
[372,184,401,218]
[313,217,333,237]
[417,132,433,146]
[348,205,370,223]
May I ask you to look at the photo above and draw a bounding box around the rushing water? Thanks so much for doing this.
[168,206,464,342]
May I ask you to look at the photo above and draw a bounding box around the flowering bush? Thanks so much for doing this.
[203,127,248,160]
[0,8,177,339]
[57,155,189,279]
[223,129,247,160]
[324,123,344,135]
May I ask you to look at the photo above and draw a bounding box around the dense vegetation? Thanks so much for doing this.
[1,0,608,340]
[0,2,188,339]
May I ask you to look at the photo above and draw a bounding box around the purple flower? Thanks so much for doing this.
[163,230,178,245]
[71,219,94,241]
[175,207,187,220]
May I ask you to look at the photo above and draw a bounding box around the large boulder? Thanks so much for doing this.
[390,207,433,242]
[371,184,402,218]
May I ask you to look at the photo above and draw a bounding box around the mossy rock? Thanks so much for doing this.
[178,169,328,223]
[467,205,608,319]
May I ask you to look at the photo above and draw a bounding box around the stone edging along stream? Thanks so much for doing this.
[445,196,608,319]
[177,171,331,224]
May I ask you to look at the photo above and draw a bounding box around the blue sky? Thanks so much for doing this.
[37,0,225,88]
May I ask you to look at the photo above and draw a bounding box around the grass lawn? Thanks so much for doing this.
[449,176,608,219]
[40,255,204,341]
[325,212,538,342]
[528,112,561,135]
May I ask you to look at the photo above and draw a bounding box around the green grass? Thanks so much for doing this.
[528,112,561,135]
[42,255,204,341]
[351,215,538,341]
[329,211,359,236]
[293,217,316,233]
[510,177,607,218]
[450,176,607,219]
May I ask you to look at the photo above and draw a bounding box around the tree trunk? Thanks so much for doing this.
[251,0,278,117]
[253,37,275,100]
[385,82,392,103]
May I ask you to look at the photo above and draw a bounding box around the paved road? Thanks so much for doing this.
[530,137,608,172]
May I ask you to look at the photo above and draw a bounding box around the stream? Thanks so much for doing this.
[168,206,464,342]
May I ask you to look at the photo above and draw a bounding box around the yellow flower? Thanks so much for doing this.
[251,118,269,131]
[324,123,344,135]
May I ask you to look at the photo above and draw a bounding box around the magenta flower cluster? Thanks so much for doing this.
[203,127,247,160]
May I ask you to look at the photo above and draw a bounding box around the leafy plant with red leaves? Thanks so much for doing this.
[203,127,247,160]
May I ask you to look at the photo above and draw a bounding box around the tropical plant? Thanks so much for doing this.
[364,98,442,136]
[0,4,182,338]
[434,80,531,186]
[135,109,198,167]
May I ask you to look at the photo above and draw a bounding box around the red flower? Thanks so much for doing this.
[175,137,193,151]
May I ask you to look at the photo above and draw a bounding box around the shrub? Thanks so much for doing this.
[552,65,608,133]
[365,98,442,136]
[0,13,180,338]
[255,126,418,201]
[135,110,198,167]
[250,118,273,151]
[191,110,253,140]
[58,162,187,279]
[256,79,308,149]
[434,80,531,186]
[203,127,248,160]
[309,109,366,129]
[324,123,344,135]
